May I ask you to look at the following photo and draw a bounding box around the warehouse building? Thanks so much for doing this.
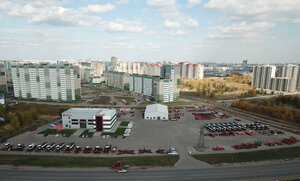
[62,108,117,132]
[144,103,168,120]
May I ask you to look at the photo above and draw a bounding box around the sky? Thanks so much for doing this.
[0,0,300,63]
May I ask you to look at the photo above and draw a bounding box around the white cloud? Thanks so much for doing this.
[146,0,176,7]
[169,30,186,36]
[147,0,198,35]
[146,42,160,49]
[81,4,115,13]
[116,0,131,5]
[185,18,198,27]
[207,21,275,39]
[204,0,300,24]
[164,20,181,28]
[187,0,201,8]
[0,1,143,33]
[102,19,143,32]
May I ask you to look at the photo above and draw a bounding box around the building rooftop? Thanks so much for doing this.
[145,103,168,115]
[62,108,116,118]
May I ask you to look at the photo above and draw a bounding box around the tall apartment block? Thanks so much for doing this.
[129,74,178,103]
[0,63,6,94]
[252,65,276,89]
[117,62,143,74]
[106,71,130,90]
[252,64,300,92]
[175,62,204,80]
[11,62,81,102]
[143,63,162,76]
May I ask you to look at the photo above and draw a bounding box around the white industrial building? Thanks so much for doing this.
[144,104,168,120]
[62,108,117,132]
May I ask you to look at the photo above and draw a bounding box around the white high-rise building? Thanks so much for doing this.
[11,62,81,102]
[252,65,276,89]
[252,64,300,92]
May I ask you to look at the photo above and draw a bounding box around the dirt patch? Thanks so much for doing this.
[88,96,111,104]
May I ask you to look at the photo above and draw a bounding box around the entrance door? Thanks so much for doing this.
[95,116,103,131]
[80,122,86,128]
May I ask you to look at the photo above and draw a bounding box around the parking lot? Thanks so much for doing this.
[1,105,300,158]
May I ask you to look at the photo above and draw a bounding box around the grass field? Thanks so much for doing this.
[101,127,127,136]
[38,129,77,137]
[119,121,130,127]
[0,155,179,168]
[192,146,300,164]
[79,129,94,138]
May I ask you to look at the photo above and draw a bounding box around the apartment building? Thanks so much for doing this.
[11,62,81,102]
[0,63,6,94]
[106,71,130,90]
[252,64,300,92]
[175,62,204,80]
[129,74,178,103]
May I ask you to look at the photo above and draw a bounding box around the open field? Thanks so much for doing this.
[88,96,111,104]
[0,154,179,168]
[114,96,135,105]
[192,146,300,164]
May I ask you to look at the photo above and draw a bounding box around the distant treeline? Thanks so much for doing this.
[232,95,300,124]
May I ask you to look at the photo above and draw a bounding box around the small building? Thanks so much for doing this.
[144,103,168,120]
[62,108,117,132]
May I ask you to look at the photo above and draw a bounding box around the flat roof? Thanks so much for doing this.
[62,108,116,118]
[145,103,168,115]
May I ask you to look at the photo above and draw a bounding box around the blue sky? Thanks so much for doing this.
[0,0,300,63]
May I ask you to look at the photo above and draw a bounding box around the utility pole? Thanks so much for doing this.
[195,126,206,151]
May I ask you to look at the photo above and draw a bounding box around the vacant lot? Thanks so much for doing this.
[88,96,111,104]
[115,96,135,105]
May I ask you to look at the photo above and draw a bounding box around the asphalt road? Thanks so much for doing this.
[1,161,300,181]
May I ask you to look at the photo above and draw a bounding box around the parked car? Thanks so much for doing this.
[168,147,178,155]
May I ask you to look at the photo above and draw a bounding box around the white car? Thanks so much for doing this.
[117,169,127,173]
[168,148,178,155]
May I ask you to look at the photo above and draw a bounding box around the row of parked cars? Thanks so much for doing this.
[1,142,118,154]
[204,122,247,132]
[245,121,269,130]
